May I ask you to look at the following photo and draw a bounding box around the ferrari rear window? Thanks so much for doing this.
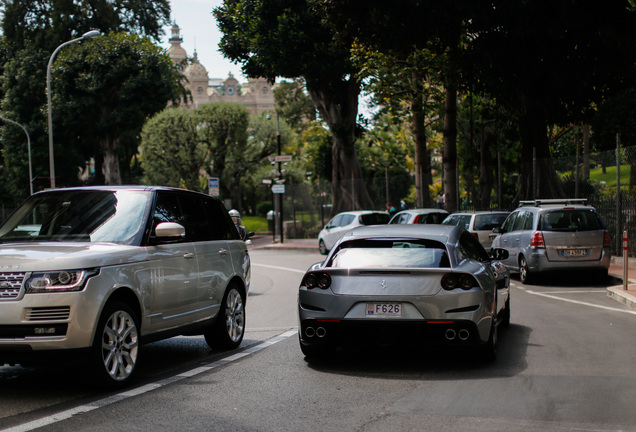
[329,239,449,268]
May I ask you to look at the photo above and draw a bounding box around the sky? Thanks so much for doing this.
[161,0,246,81]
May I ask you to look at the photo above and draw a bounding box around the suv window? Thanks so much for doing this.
[541,209,602,231]
[512,211,528,231]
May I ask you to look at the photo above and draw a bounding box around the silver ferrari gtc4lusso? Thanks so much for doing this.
[298,224,510,360]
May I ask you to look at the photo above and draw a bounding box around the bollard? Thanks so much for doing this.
[624,230,628,291]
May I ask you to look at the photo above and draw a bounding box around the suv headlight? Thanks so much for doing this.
[26,269,99,293]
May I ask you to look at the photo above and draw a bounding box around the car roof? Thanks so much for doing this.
[338,223,462,244]
[333,210,388,216]
[449,210,509,215]
[517,199,594,210]
[396,208,448,215]
[32,185,207,196]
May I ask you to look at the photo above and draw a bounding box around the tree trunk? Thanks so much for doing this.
[412,85,432,208]
[515,107,564,202]
[443,78,458,212]
[102,138,122,185]
[307,77,373,214]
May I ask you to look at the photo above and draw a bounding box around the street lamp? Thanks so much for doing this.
[47,30,100,189]
[0,114,33,195]
[266,112,284,243]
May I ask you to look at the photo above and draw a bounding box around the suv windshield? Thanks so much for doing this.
[540,209,603,232]
[0,190,152,245]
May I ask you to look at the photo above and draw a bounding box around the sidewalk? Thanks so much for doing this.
[607,256,636,311]
[254,235,636,311]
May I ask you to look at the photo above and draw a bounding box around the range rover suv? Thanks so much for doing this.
[0,186,250,387]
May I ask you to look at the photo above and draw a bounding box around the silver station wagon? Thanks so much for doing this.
[491,199,611,283]
[0,186,250,387]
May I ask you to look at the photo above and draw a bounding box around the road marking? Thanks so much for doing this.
[515,286,636,315]
[252,263,307,273]
[0,329,298,432]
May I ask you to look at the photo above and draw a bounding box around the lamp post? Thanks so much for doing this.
[47,30,100,189]
[0,114,33,195]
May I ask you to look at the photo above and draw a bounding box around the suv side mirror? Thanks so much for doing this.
[154,222,186,240]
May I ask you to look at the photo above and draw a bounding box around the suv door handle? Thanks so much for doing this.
[183,252,195,259]
[218,248,228,255]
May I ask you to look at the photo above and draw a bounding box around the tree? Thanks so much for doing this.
[1,0,170,52]
[52,32,184,184]
[140,108,209,191]
[355,47,444,208]
[468,0,636,201]
[214,0,374,213]
[273,79,316,134]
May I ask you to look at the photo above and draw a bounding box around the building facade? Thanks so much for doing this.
[167,23,276,114]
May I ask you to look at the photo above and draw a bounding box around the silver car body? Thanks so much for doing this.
[388,208,449,225]
[491,199,611,283]
[0,186,250,384]
[318,210,390,254]
[442,211,510,250]
[299,224,510,357]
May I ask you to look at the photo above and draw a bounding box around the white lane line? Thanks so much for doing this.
[0,329,298,432]
[515,286,636,315]
[251,263,307,274]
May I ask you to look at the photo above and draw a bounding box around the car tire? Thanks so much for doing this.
[501,298,511,328]
[205,284,245,350]
[90,301,140,388]
[480,322,498,362]
[299,338,332,359]
[318,239,328,255]
[519,255,533,284]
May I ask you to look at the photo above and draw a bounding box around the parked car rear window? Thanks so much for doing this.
[474,213,509,231]
[540,209,603,231]
[359,213,390,225]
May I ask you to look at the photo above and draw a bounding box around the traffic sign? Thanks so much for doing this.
[208,177,219,196]
[274,155,292,162]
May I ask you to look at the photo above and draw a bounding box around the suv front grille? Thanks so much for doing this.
[0,272,26,300]
[25,306,71,321]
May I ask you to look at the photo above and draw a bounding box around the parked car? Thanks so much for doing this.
[388,208,449,225]
[318,210,390,255]
[491,199,611,284]
[441,211,510,250]
[299,224,510,360]
[0,186,250,387]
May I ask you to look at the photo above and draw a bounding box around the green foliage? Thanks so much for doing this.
[242,216,268,232]
[1,0,170,53]
[52,32,184,184]
[273,79,316,133]
[301,122,332,182]
[140,108,209,191]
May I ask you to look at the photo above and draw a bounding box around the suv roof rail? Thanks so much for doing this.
[518,198,588,207]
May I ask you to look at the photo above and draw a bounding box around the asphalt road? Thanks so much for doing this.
[1,249,636,432]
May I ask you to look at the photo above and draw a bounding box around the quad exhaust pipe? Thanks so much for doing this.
[304,326,327,338]
[445,328,470,341]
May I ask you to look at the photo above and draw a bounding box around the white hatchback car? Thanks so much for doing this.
[0,186,250,387]
[318,210,390,255]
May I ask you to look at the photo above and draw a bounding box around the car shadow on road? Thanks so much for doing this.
[303,323,531,381]
[511,271,615,288]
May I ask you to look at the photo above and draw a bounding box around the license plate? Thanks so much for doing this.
[561,248,588,257]
[366,303,402,317]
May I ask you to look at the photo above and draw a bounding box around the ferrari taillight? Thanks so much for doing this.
[441,273,477,291]
[302,272,331,290]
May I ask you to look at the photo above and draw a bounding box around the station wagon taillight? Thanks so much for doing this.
[604,230,611,247]
[530,231,545,248]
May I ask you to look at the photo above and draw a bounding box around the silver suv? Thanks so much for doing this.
[491,199,611,283]
[0,186,250,387]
